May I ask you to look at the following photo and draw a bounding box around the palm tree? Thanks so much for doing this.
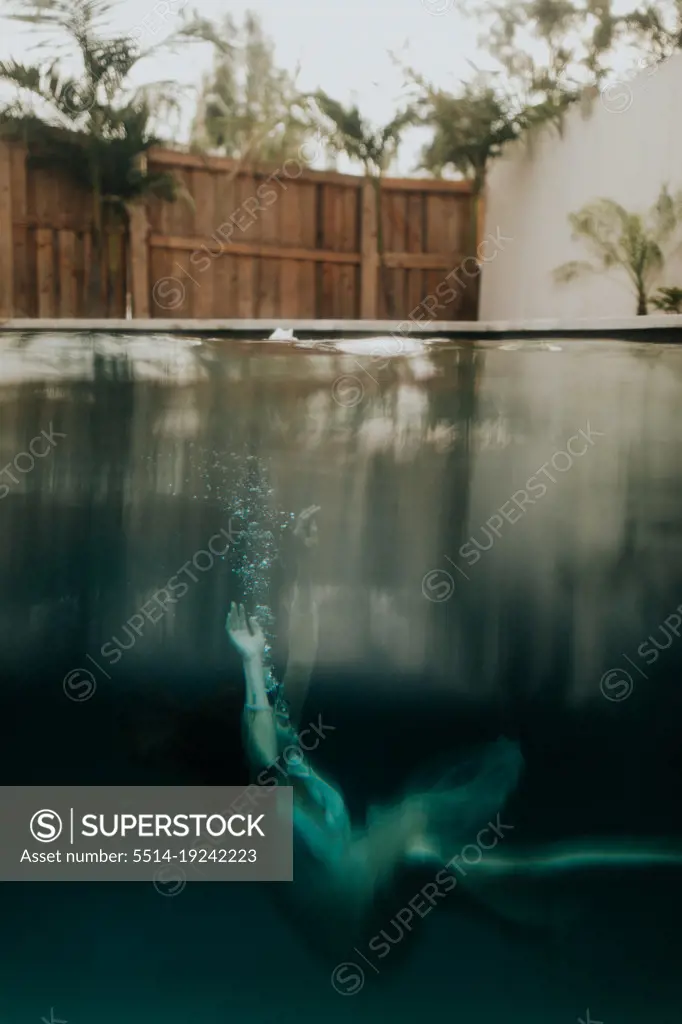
[418,77,523,182]
[0,0,213,314]
[191,11,312,165]
[414,62,573,216]
[554,187,682,315]
[307,91,413,316]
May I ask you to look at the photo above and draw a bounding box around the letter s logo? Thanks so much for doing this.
[30,809,63,843]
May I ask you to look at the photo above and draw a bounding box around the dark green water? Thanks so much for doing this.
[0,332,681,1024]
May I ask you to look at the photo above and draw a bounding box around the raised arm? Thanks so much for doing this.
[280,505,321,729]
[226,602,278,771]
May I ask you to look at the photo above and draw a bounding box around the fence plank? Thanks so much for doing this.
[339,186,358,317]
[173,169,195,238]
[259,169,280,317]
[213,253,236,317]
[390,192,407,317]
[58,230,77,316]
[376,184,390,318]
[360,180,378,319]
[129,203,150,318]
[214,170,237,233]
[35,228,55,317]
[279,260,299,318]
[10,144,28,316]
[107,229,126,317]
[191,170,215,318]
[278,179,301,318]
[168,251,193,317]
[213,169,238,317]
[320,185,338,317]
[405,193,424,317]
[237,257,255,317]
[238,174,262,316]
[0,142,14,318]
[97,230,109,318]
[298,182,317,317]
[476,191,486,256]
[149,243,182,316]
[82,232,92,315]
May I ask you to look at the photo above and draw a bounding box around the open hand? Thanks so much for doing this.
[292,505,320,552]
[226,602,266,660]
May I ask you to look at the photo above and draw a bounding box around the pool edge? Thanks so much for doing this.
[2,316,682,338]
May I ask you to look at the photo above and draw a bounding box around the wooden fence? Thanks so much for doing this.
[0,141,481,321]
[0,140,127,319]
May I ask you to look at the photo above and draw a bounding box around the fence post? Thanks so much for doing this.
[360,178,378,319]
[128,201,150,318]
[0,141,14,319]
[474,186,486,319]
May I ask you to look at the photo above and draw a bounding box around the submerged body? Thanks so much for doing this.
[226,507,682,960]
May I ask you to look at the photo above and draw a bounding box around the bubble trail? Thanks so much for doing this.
[201,448,293,703]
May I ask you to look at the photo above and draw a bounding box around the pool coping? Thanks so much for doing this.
[2,315,682,336]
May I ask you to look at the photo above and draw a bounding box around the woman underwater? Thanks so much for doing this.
[226,506,682,961]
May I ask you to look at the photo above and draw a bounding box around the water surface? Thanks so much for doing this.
[0,332,681,1024]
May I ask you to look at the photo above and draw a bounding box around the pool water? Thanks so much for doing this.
[0,332,681,1024]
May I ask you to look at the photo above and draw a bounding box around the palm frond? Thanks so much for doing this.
[308,91,410,174]
[650,285,682,312]
[167,13,234,55]
[553,259,597,282]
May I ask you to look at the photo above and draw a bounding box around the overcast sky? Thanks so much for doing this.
[0,0,500,173]
[0,0,639,173]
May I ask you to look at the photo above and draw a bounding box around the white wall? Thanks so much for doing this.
[480,54,682,320]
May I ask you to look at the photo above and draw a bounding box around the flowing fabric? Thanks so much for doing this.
[270,696,526,953]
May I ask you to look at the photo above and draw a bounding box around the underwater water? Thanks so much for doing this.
[0,331,681,1024]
